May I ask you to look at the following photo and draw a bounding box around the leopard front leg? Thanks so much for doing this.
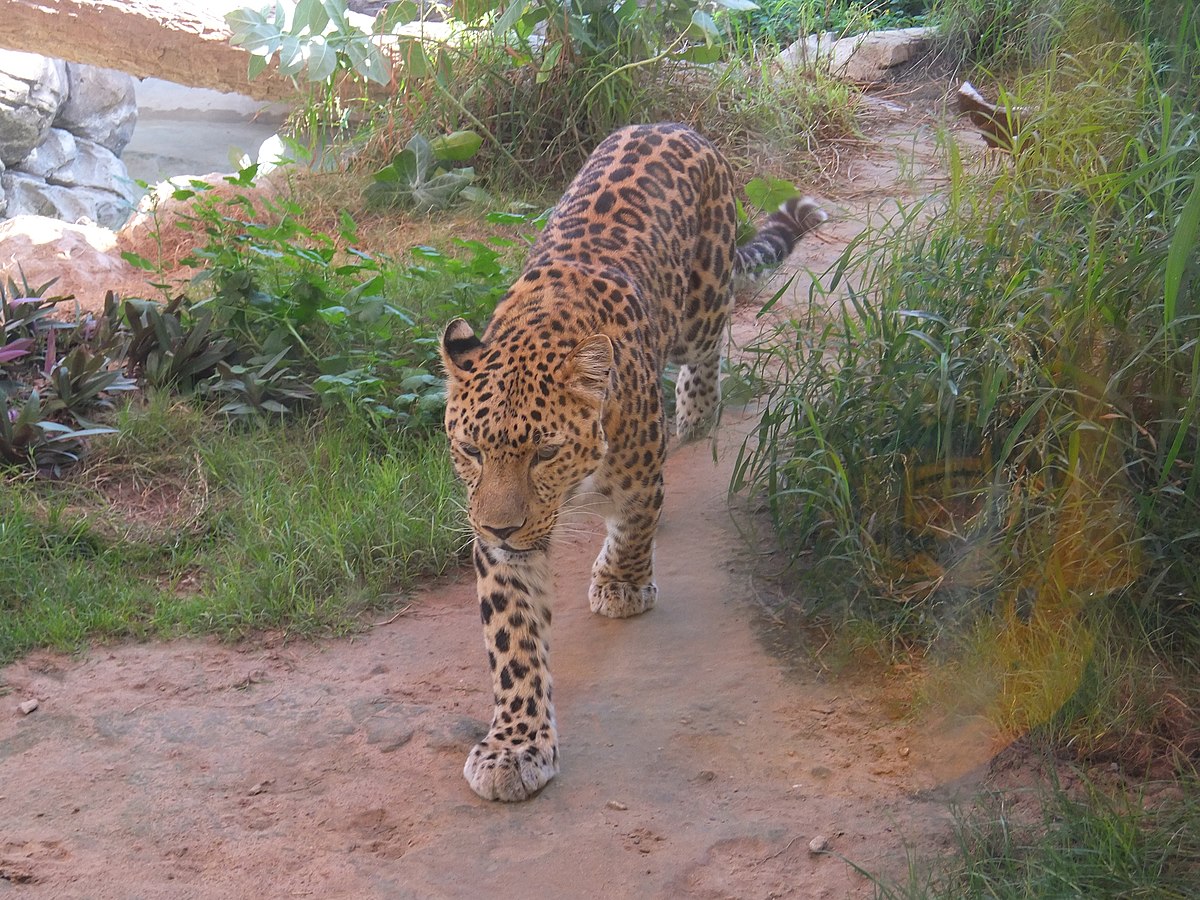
[588,446,665,619]
[465,542,558,801]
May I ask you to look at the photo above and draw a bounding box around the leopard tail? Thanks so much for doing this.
[734,196,828,276]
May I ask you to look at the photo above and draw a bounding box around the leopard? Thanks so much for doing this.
[439,122,827,801]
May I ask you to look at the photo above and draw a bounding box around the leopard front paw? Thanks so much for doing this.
[589,580,657,618]
[463,735,559,802]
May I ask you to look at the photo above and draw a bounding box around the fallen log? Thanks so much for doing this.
[0,0,296,101]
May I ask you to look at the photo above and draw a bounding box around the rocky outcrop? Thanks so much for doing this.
[0,50,139,230]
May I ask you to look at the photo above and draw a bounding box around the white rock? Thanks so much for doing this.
[808,834,830,854]
[779,26,937,83]
[17,698,39,715]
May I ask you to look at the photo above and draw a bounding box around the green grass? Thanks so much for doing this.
[0,394,464,664]
[874,773,1200,898]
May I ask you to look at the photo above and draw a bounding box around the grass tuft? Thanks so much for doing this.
[0,398,464,664]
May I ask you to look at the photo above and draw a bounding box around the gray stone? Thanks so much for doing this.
[0,50,69,166]
[50,137,135,200]
[2,171,134,228]
[55,63,138,155]
[14,127,76,181]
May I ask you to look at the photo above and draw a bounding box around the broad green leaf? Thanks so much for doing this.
[317,306,350,324]
[435,47,453,88]
[460,185,490,204]
[306,38,339,82]
[399,373,439,392]
[377,0,419,31]
[405,133,435,180]
[225,8,268,35]
[537,41,563,84]
[277,33,306,76]
[417,391,447,414]
[687,10,720,43]
[120,251,159,272]
[566,14,597,50]
[430,130,483,162]
[293,0,331,35]
[321,0,351,30]
[230,23,284,56]
[494,1,527,37]
[744,176,800,212]
[225,164,259,187]
[345,38,390,84]
[395,37,430,78]
[614,0,639,20]
[673,44,723,64]
[247,53,269,80]
[412,171,473,210]
[520,7,550,32]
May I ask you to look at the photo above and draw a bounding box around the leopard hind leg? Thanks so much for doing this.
[674,351,722,442]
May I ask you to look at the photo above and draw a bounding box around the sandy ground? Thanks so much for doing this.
[0,109,1007,898]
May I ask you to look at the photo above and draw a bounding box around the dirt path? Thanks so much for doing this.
[1,111,1002,898]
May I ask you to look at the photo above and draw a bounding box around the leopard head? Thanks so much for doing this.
[440,317,613,553]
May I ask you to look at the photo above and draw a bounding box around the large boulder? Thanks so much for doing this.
[0,50,69,166]
[54,63,138,155]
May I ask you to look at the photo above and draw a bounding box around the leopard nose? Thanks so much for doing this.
[483,523,523,540]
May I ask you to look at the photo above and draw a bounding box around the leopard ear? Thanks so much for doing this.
[562,334,613,401]
[440,318,482,376]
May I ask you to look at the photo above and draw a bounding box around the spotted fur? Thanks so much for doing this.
[440,123,826,801]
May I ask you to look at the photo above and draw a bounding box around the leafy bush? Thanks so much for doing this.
[0,274,127,473]
[365,131,484,212]
[123,173,533,429]
[206,349,316,418]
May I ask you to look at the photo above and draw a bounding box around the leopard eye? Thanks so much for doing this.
[534,444,562,462]
[459,442,482,460]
